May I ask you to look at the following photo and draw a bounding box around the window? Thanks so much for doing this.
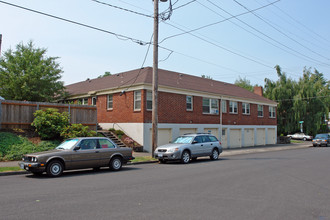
[229,101,238,114]
[79,139,98,150]
[134,90,141,111]
[221,100,227,113]
[92,96,97,106]
[269,106,276,118]
[81,98,88,105]
[242,102,250,115]
[146,90,152,111]
[98,139,115,149]
[186,96,193,111]
[202,98,218,114]
[107,95,113,110]
[258,105,263,117]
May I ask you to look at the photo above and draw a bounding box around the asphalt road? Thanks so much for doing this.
[1,146,329,220]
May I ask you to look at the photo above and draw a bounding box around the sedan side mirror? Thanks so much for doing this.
[192,140,198,144]
[73,146,81,151]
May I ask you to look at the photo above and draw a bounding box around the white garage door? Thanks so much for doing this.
[267,128,276,144]
[244,129,254,147]
[256,128,266,145]
[150,128,172,147]
[180,128,197,136]
[230,129,241,148]
[204,128,219,138]
[221,129,228,149]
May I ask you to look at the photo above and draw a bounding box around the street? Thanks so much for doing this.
[1,146,330,220]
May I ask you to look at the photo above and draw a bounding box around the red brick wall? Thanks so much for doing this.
[80,90,277,126]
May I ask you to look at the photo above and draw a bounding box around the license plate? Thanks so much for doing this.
[20,163,24,169]
[158,153,163,158]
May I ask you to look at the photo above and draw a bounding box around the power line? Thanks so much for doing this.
[0,0,150,46]
[172,0,197,11]
[233,0,330,62]
[91,0,153,18]
[275,95,330,102]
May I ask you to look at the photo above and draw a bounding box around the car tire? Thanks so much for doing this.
[159,159,167,164]
[46,160,64,177]
[110,157,122,171]
[181,150,190,164]
[210,148,219,160]
[303,137,306,141]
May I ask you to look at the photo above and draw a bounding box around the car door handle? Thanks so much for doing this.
[201,144,203,146]
[95,151,99,153]
[211,144,213,145]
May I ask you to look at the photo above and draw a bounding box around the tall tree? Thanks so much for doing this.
[0,41,65,102]
[234,76,260,92]
[98,71,111,78]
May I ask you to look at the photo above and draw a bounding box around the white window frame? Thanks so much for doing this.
[258,105,264,117]
[92,96,97,106]
[107,94,113,110]
[221,100,227,113]
[134,90,141,111]
[229,101,238,114]
[146,90,152,111]
[242,102,250,115]
[81,98,88,105]
[269,106,276,118]
[186,96,193,111]
[202,98,219,114]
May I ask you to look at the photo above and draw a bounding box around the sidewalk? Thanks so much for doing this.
[0,142,311,175]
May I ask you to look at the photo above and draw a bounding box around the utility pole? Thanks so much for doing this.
[0,34,2,56]
[152,0,159,157]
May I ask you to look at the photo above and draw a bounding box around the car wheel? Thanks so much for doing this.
[210,148,219,160]
[110,157,122,171]
[46,160,64,177]
[181,150,190,164]
[159,159,167,164]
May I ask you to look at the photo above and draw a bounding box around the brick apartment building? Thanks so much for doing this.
[65,67,277,152]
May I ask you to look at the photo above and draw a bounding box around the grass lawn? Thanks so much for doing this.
[131,156,157,163]
[291,140,305,143]
[0,167,24,172]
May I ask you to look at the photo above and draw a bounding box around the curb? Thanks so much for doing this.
[0,144,311,176]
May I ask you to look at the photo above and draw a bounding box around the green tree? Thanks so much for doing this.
[234,76,260,92]
[98,71,111,78]
[0,41,65,102]
[201,74,212,79]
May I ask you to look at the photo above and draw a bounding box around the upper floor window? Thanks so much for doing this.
[242,102,250,115]
[202,98,218,114]
[92,96,97,106]
[146,90,152,111]
[229,101,238,114]
[186,96,193,111]
[269,106,276,118]
[221,100,227,113]
[80,98,88,105]
[258,105,263,117]
[107,95,113,110]
[134,90,141,111]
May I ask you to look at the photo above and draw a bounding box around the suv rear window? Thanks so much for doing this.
[208,136,218,142]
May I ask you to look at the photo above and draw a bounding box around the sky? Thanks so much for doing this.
[0,0,329,87]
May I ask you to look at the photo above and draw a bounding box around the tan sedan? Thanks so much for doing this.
[19,137,134,177]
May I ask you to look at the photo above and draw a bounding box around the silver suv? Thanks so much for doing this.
[154,133,222,164]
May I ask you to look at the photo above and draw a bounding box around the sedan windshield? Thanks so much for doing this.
[173,136,194,144]
[56,139,79,150]
[315,134,327,139]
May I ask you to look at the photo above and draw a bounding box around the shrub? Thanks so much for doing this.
[4,138,57,161]
[31,108,70,140]
[115,130,125,136]
[109,128,116,132]
[60,124,97,139]
[0,132,23,156]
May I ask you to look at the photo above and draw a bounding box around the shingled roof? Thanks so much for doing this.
[65,67,277,105]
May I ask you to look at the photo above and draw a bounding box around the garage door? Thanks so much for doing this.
[256,128,266,145]
[244,128,254,147]
[267,128,276,144]
[180,128,197,136]
[150,128,172,147]
[221,128,228,149]
[204,128,219,138]
[230,129,241,148]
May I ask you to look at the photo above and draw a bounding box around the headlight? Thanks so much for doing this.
[168,148,179,153]
[32,157,38,162]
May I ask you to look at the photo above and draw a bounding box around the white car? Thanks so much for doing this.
[288,133,313,141]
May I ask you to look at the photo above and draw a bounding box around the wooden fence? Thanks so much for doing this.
[0,100,97,130]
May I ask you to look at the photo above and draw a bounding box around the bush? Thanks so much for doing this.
[115,130,125,136]
[109,128,116,132]
[31,108,70,140]
[60,124,97,139]
[4,138,58,161]
[0,132,23,156]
